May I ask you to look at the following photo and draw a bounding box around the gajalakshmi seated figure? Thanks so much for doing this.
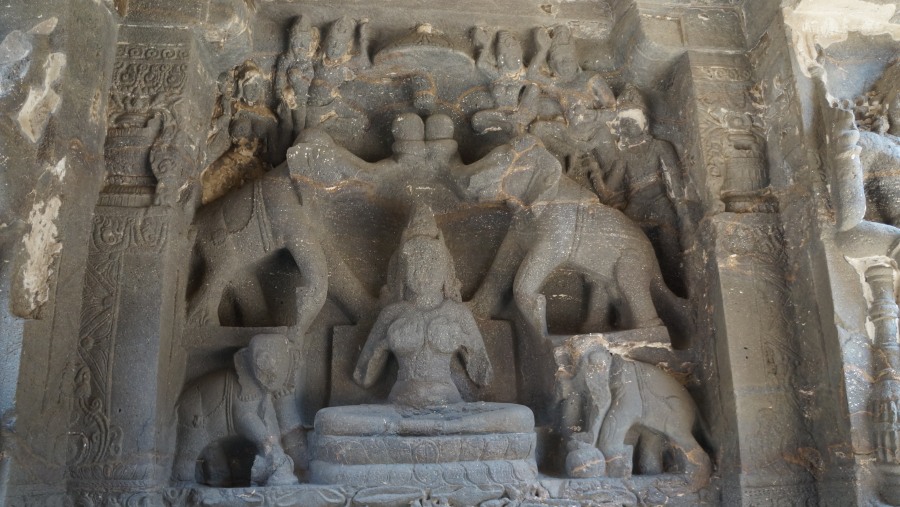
[353,205,492,408]
[310,206,538,492]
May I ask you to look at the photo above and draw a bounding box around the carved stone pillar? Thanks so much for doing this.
[66,25,209,503]
[689,54,817,504]
[708,213,817,503]
[865,265,900,503]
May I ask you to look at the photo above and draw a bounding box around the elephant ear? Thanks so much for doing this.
[222,182,256,234]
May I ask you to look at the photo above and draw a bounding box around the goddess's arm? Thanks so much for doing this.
[353,307,396,388]
[457,307,494,387]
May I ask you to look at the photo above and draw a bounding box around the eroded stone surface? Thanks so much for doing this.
[2,1,899,506]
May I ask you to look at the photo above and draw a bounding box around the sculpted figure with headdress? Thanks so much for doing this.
[609,85,688,286]
[200,61,278,204]
[310,206,537,494]
[306,16,370,131]
[275,16,319,143]
[353,205,493,408]
[472,29,541,135]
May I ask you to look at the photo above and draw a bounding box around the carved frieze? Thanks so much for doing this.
[693,64,774,213]
[104,40,193,205]
[13,4,851,505]
[5,0,896,505]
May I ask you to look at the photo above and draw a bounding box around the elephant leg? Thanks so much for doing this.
[273,387,309,476]
[470,227,526,318]
[205,442,233,487]
[513,240,567,339]
[635,431,666,475]
[582,276,610,333]
[187,243,234,327]
[234,397,299,486]
[328,250,377,324]
[598,367,642,479]
[597,406,637,479]
[666,425,711,489]
[261,398,300,485]
[613,254,663,330]
[173,386,211,483]
[173,424,207,483]
[285,235,329,340]
[236,277,271,326]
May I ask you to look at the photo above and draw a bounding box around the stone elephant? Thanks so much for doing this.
[458,135,691,343]
[173,334,299,487]
[186,162,376,333]
[554,335,711,491]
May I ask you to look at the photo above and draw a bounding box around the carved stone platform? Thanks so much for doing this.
[540,476,710,506]
[165,477,710,507]
[165,484,347,507]
[309,402,538,491]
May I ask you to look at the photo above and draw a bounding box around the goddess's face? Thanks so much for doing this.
[401,237,445,297]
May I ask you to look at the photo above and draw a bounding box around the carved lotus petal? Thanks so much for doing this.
[353,486,423,507]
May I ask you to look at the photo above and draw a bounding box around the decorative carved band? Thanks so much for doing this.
[90,208,169,254]
[112,43,188,100]
[694,65,752,82]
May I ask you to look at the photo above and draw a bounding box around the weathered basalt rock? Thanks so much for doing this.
[3,2,900,506]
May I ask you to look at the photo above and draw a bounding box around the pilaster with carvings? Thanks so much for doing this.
[686,49,820,504]
[66,24,212,500]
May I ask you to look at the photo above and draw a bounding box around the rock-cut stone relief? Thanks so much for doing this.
[554,335,710,490]
[311,205,539,498]
[10,2,900,506]
[817,57,900,505]
[174,12,710,506]
[352,205,493,408]
[174,334,298,487]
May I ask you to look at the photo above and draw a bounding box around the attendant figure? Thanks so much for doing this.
[275,16,319,144]
[306,16,369,131]
[612,85,687,291]
[472,29,538,135]
[200,62,276,203]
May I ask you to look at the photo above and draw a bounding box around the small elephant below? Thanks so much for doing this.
[173,334,299,487]
[554,335,711,491]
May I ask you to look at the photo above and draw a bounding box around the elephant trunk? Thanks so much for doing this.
[650,274,694,349]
